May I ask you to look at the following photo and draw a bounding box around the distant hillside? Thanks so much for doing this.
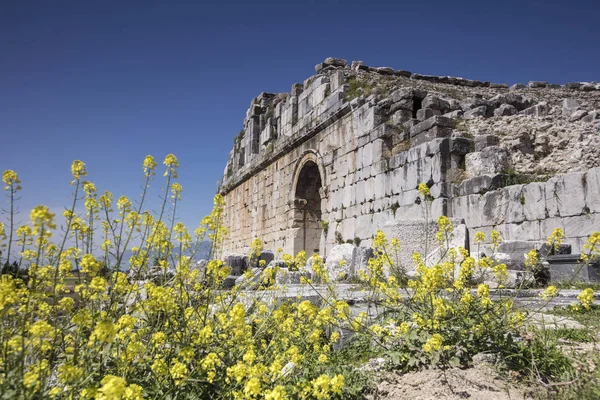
[100,241,212,270]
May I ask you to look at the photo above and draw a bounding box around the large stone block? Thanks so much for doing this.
[522,182,547,221]
[410,116,455,137]
[562,213,600,238]
[465,146,510,177]
[480,190,510,226]
[355,214,374,239]
[457,174,504,196]
[585,168,600,213]
[555,172,587,217]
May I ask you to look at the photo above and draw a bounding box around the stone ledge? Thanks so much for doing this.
[410,115,455,136]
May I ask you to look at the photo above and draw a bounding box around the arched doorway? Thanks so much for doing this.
[292,160,322,256]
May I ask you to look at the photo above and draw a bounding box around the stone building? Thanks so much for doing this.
[218,57,600,266]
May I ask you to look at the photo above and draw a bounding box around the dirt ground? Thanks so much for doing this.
[368,365,533,400]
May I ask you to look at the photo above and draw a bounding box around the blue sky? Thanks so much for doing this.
[1,0,599,232]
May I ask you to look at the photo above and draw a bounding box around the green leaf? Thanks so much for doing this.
[449,356,461,368]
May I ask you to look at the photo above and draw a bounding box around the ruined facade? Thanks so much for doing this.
[218,57,600,261]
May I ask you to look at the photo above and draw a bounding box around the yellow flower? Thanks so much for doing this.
[58,364,83,384]
[170,361,188,385]
[30,205,56,233]
[96,375,127,400]
[318,353,328,363]
[477,284,492,307]
[578,288,595,310]
[265,386,287,400]
[546,228,565,251]
[2,170,21,190]
[89,277,108,293]
[423,334,443,353]
[331,374,344,394]
[171,182,183,200]
[418,182,431,197]
[124,384,143,400]
[540,285,558,300]
[91,319,116,343]
[71,160,87,182]
[163,154,179,178]
[524,249,538,269]
[143,155,157,177]
[474,231,485,244]
[243,377,261,398]
[490,230,502,248]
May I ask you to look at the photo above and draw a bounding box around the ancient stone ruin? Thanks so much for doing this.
[218,57,600,282]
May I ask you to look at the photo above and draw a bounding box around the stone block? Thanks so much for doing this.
[585,168,600,213]
[394,69,411,77]
[539,217,564,239]
[391,109,413,125]
[474,134,500,151]
[528,81,548,88]
[444,110,463,118]
[341,218,356,242]
[555,172,587,217]
[562,213,600,238]
[457,174,505,196]
[505,185,525,224]
[480,190,510,226]
[411,127,453,147]
[562,98,581,117]
[422,95,451,112]
[375,67,395,75]
[425,138,449,156]
[410,115,455,136]
[501,221,541,241]
[494,104,518,116]
[450,138,473,155]
[331,70,344,91]
[522,182,547,221]
[465,146,510,177]
[463,106,487,119]
[430,182,453,198]
[355,214,374,239]
[520,103,548,117]
[548,255,600,283]
[431,198,448,218]
[398,189,420,207]
[416,107,442,121]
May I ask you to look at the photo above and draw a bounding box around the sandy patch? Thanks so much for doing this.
[368,365,533,400]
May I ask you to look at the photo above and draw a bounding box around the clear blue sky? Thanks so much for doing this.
[2,0,599,232]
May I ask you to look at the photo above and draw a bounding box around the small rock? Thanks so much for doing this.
[564,82,583,90]
[494,104,518,116]
[464,106,488,119]
[581,83,596,91]
[569,109,588,122]
[510,83,526,90]
[394,69,412,77]
[375,67,395,75]
[582,111,599,123]
[324,57,347,67]
[562,98,581,117]
[444,110,463,118]
[528,81,548,88]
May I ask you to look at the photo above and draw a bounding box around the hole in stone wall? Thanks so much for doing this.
[412,96,423,119]
[293,161,323,255]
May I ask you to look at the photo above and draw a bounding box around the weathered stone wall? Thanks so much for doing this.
[452,167,600,254]
[219,57,600,261]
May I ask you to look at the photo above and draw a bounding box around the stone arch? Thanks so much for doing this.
[290,151,326,256]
